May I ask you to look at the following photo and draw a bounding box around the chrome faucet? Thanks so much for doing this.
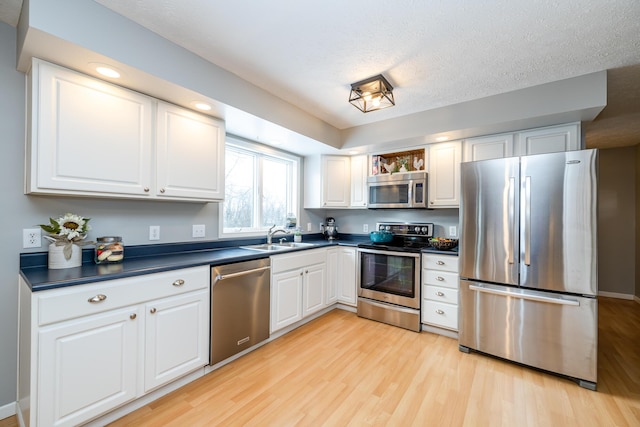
[267,225,290,244]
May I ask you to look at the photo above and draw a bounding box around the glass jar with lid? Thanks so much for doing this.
[95,236,124,264]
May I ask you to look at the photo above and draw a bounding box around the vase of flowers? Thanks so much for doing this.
[40,213,93,269]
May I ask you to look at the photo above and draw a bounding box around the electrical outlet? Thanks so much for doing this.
[363,224,369,233]
[149,225,160,241]
[449,226,457,237]
[319,223,324,231]
[23,228,41,248]
[307,222,312,232]
[192,224,205,238]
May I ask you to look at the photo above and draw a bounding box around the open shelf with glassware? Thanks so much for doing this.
[371,148,426,176]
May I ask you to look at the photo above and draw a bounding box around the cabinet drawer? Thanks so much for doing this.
[422,254,459,273]
[422,301,458,330]
[271,248,327,273]
[424,285,459,305]
[37,266,209,326]
[423,270,459,289]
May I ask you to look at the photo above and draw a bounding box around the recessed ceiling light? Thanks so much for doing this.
[193,102,212,111]
[436,136,449,142]
[348,150,360,155]
[92,63,121,79]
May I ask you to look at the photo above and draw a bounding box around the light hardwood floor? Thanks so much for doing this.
[2,297,638,427]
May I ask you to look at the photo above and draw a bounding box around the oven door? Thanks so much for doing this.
[357,248,421,309]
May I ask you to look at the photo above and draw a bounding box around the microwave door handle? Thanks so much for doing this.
[407,180,413,207]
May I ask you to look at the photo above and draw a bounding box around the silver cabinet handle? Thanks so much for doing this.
[172,279,185,287]
[436,261,445,265]
[436,276,444,281]
[88,294,107,303]
[150,307,157,314]
[144,187,150,192]
[130,313,137,320]
[436,291,445,296]
[436,309,445,315]
[160,188,165,193]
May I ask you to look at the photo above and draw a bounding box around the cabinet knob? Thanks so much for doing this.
[150,307,157,314]
[436,261,445,265]
[173,279,185,287]
[160,188,165,193]
[144,187,150,192]
[436,291,445,296]
[305,270,309,274]
[436,309,445,315]
[130,313,137,320]
[88,294,107,303]
[300,272,303,276]
[436,276,445,281]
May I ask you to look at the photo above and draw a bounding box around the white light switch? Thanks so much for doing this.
[192,224,206,238]
[149,226,160,240]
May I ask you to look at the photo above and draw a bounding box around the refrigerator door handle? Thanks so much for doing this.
[469,284,580,306]
[508,177,516,264]
[524,175,532,266]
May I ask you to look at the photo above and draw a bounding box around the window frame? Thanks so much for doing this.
[219,136,301,238]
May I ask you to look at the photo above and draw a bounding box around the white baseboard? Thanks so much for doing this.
[598,291,635,300]
[635,295,640,304]
[0,401,16,421]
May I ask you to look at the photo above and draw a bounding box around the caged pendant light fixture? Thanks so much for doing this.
[349,74,395,113]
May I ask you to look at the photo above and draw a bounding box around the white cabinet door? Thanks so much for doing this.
[463,133,514,162]
[428,141,462,208]
[144,289,209,393]
[156,102,225,201]
[349,155,368,208]
[321,156,351,207]
[337,247,357,305]
[303,263,326,317]
[271,270,303,332]
[325,248,339,305]
[28,59,153,197]
[38,306,140,427]
[515,123,581,155]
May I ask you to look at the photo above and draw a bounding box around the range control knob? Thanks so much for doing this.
[414,226,421,233]
[385,225,391,231]
[379,225,385,231]
[422,226,429,234]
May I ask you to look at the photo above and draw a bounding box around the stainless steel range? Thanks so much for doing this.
[357,222,433,332]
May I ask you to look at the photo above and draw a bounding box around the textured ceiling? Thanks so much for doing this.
[2,0,640,149]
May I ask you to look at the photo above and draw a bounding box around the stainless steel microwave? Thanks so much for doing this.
[367,171,428,209]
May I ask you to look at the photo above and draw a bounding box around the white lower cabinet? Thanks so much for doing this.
[270,248,327,333]
[37,306,141,427]
[144,289,209,393]
[422,254,460,331]
[18,266,210,427]
[337,247,357,305]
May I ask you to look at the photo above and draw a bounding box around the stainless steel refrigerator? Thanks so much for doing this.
[458,149,598,390]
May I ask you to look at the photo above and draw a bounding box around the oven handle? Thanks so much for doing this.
[357,248,421,259]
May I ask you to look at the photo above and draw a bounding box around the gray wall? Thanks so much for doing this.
[598,146,636,295]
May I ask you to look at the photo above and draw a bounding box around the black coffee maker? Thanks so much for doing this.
[323,217,338,240]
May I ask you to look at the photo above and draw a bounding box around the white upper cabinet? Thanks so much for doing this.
[27,58,154,197]
[156,102,225,200]
[304,155,350,208]
[428,141,462,208]
[26,59,225,202]
[463,133,515,162]
[349,155,368,208]
[515,123,581,155]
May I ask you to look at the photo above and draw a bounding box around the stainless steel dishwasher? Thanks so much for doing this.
[210,258,271,365]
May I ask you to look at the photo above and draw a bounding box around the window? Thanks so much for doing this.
[221,137,299,236]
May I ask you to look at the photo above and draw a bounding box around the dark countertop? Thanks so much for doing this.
[421,248,459,256]
[20,235,369,292]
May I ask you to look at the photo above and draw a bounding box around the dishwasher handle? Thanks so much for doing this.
[213,265,271,285]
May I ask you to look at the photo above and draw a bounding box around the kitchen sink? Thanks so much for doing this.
[275,242,316,248]
[241,242,316,252]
